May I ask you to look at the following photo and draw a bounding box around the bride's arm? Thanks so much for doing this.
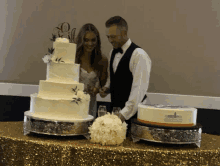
[98,55,109,88]
[95,76,101,92]
[91,55,108,96]
[88,71,101,96]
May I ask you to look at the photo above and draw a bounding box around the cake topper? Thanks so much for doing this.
[43,22,76,63]
[52,22,76,43]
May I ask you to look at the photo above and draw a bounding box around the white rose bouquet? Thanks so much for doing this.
[89,113,127,146]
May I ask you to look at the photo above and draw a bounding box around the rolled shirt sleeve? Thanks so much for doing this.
[120,48,152,120]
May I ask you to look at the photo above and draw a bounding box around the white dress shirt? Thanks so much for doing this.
[104,38,152,120]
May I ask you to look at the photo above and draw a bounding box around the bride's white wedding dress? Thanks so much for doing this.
[80,68,100,118]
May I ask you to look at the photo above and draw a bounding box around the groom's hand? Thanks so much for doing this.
[115,113,126,123]
[90,87,99,96]
[99,87,110,98]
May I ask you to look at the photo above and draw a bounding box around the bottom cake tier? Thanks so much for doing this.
[30,93,90,120]
[25,111,93,122]
[24,111,94,137]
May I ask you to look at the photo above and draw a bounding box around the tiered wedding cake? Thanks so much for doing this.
[137,104,197,127]
[25,38,91,122]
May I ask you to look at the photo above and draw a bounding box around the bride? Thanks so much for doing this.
[75,23,108,118]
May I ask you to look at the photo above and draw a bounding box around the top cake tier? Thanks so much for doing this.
[52,38,76,64]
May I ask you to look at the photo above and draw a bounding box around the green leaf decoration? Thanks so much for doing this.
[72,86,77,92]
[71,95,82,104]
[54,57,64,63]
[76,98,81,102]
[50,34,57,41]
[48,48,55,54]
[51,48,55,54]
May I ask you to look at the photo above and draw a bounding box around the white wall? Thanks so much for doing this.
[0,0,220,98]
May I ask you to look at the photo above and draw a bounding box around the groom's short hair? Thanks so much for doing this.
[105,16,128,31]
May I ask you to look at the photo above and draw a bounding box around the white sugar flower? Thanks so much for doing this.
[89,113,127,146]
[76,91,90,101]
[42,54,52,63]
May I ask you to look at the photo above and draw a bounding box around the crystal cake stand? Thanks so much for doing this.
[131,119,202,148]
[23,111,94,139]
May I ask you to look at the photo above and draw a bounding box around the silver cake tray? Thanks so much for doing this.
[23,111,94,139]
[131,119,202,148]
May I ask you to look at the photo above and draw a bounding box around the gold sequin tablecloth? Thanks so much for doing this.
[0,122,220,166]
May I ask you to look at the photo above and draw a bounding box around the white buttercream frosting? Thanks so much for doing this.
[46,62,79,83]
[77,91,90,100]
[30,93,90,120]
[46,78,79,84]
[37,92,90,101]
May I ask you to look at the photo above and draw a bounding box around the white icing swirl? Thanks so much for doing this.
[55,38,69,43]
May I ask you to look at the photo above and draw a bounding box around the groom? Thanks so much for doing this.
[100,16,151,135]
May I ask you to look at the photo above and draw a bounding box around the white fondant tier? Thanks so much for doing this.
[30,93,90,120]
[52,41,76,63]
[38,80,84,99]
[137,104,197,127]
[46,62,79,82]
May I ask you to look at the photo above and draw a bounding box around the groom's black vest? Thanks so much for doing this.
[110,42,141,110]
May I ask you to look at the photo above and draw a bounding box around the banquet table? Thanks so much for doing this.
[0,122,220,166]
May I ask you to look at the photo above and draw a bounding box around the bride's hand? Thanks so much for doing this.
[99,87,110,98]
[89,87,99,96]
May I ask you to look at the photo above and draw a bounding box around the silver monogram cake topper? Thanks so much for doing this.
[52,22,76,43]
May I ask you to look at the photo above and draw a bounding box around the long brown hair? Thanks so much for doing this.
[75,23,108,87]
